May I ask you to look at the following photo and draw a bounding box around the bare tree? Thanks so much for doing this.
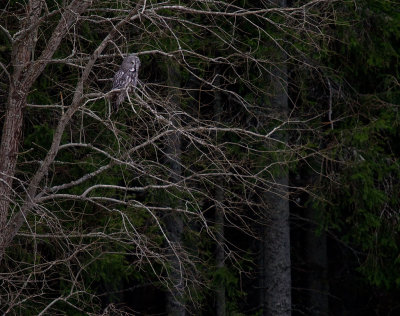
[0,0,337,314]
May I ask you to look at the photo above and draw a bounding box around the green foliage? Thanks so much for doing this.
[88,253,134,296]
[322,102,400,288]
[24,123,54,150]
[328,0,400,95]
[292,0,400,293]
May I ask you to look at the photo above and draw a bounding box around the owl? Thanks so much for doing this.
[111,54,140,110]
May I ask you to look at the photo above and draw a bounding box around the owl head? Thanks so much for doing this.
[121,54,140,72]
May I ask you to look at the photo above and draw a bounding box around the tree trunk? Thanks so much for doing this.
[0,0,43,254]
[165,60,185,316]
[305,205,329,315]
[260,177,291,316]
[214,67,226,316]
[260,0,291,312]
[215,189,226,316]
[0,87,26,233]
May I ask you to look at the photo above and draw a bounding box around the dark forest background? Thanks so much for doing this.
[0,0,399,315]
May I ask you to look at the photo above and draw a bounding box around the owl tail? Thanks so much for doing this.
[112,92,126,111]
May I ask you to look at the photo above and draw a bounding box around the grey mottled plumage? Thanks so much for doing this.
[111,54,140,110]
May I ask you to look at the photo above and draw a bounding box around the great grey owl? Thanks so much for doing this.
[111,54,140,110]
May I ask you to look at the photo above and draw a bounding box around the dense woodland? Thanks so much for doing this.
[0,0,399,315]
